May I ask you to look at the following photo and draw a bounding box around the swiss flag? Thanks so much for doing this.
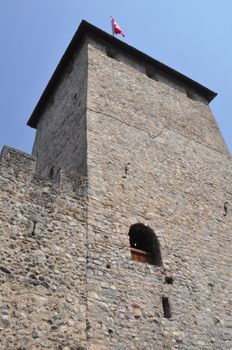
[111,17,125,37]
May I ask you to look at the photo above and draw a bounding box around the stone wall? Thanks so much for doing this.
[0,146,87,349]
[85,42,232,349]
[32,42,88,179]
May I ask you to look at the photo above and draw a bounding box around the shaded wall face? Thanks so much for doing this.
[0,147,87,349]
[86,42,232,349]
[32,43,88,179]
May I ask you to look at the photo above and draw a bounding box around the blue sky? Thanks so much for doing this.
[1,0,231,154]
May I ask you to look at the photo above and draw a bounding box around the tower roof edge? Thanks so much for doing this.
[27,20,217,129]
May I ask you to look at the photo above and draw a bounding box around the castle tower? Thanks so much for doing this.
[0,21,232,350]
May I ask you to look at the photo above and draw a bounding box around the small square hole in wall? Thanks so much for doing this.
[106,47,118,60]
[186,88,197,101]
[145,67,158,82]
[165,276,174,285]
[162,297,171,319]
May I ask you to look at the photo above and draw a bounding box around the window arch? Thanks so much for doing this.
[128,223,162,266]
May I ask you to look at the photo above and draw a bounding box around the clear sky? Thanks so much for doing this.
[1,0,231,154]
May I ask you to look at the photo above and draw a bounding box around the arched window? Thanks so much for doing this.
[128,223,162,266]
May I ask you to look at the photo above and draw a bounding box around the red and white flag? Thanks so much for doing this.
[111,17,125,37]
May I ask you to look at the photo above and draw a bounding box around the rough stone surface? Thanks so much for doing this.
[0,147,87,349]
[0,30,232,350]
[85,41,232,349]
[32,42,88,179]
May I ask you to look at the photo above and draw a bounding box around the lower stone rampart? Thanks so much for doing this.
[0,146,87,350]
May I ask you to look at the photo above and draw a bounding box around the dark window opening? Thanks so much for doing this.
[186,88,197,101]
[165,276,174,285]
[49,166,54,179]
[108,329,114,335]
[128,223,162,266]
[31,221,37,237]
[162,297,171,318]
[106,48,118,60]
[145,67,158,82]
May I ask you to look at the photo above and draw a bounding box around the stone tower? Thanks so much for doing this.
[0,21,232,350]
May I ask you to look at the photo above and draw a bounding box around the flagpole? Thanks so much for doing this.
[110,16,114,36]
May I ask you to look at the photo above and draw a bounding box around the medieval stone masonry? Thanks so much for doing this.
[0,21,232,350]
